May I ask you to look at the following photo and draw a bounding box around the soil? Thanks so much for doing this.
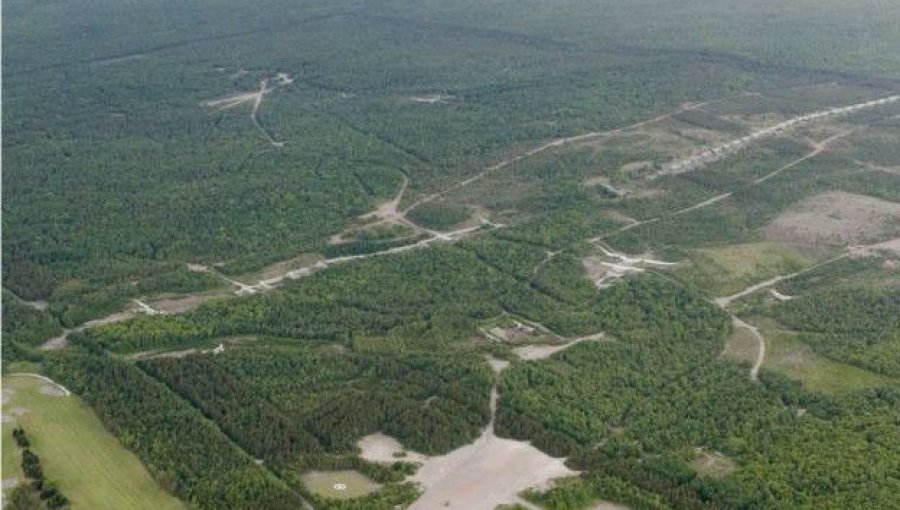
[764,192,900,256]
[513,333,606,361]
[356,433,427,464]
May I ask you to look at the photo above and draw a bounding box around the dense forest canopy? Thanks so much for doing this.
[3,0,900,509]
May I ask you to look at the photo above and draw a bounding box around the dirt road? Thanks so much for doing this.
[730,317,765,382]
[655,94,900,179]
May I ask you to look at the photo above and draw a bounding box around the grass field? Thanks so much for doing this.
[721,326,759,365]
[300,470,381,500]
[1,375,185,510]
[683,243,808,296]
[760,328,895,394]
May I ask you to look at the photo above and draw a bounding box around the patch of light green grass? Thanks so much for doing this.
[762,329,895,394]
[301,470,381,500]
[1,375,185,510]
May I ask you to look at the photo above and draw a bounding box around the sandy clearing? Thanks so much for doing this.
[583,244,676,288]
[359,176,409,224]
[406,357,577,510]
[408,432,576,510]
[764,192,900,255]
[357,433,427,464]
[513,333,606,361]
[487,356,511,374]
[408,392,576,510]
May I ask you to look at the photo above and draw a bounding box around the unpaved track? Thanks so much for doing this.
[513,332,607,361]
[754,128,857,184]
[655,94,900,179]
[599,103,895,241]
[205,77,288,146]
[44,94,896,343]
[730,317,765,382]
[711,239,895,381]
[403,101,715,214]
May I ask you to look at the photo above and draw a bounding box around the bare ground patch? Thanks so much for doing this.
[408,433,576,510]
[765,192,900,256]
[691,448,738,478]
[357,433,426,464]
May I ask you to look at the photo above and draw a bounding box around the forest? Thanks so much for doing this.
[4,0,900,508]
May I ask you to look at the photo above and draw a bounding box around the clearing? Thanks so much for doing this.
[687,242,807,296]
[300,470,380,500]
[691,448,738,478]
[721,326,761,366]
[760,327,894,394]
[1,375,185,510]
[407,361,576,510]
[765,192,900,256]
[357,433,427,464]
[513,333,606,361]
[583,244,676,289]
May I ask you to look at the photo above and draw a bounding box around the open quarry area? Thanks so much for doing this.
[4,0,900,509]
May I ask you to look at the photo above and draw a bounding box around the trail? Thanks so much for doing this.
[403,101,712,213]
[754,128,857,184]
[513,332,607,361]
[359,175,409,224]
[670,193,732,217]
[729,317,765,382]
[134,299,162,315]
[654,94,900,179]
[42,93,897,344]
[204,76,289,147]
[710,241,892,381]
[233,222,490,295]
[598,98,897,241]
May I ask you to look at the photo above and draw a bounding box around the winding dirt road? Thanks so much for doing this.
[729,317,766,382]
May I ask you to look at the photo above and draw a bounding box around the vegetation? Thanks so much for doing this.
[407,202,471,230]
[42,355,304,510]
[2,291,61,347]
[496,276,900,510]
[5,0,900,508]
[140,347,491,457]
[1,376,185,510]
[772,287,900,377]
